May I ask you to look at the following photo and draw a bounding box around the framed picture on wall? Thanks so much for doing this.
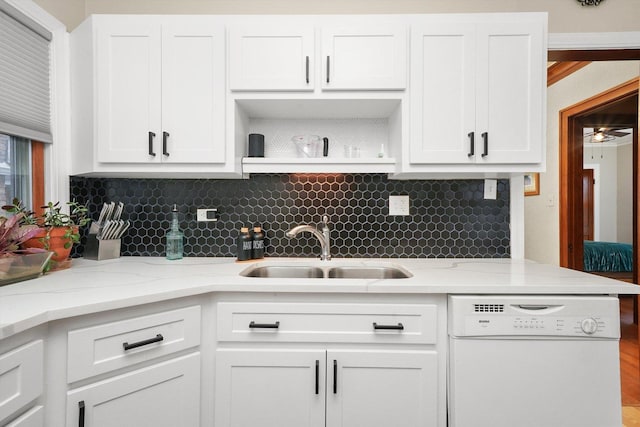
[524,173,540,196]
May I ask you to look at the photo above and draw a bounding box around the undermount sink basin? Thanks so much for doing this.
[327,266,411,279]
[241,265,324,278]
[239,263,411,279]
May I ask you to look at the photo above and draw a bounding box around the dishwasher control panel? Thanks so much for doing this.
[449,295,620,338]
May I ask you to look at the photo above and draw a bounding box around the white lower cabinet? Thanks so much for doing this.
[4,406,44,427]
[215,349,325,427]
[215,300,444,427]
[0,340,43,426]
[62,302,203,427]
[326,350,438,427]
[215,348,437,427]
[66,353,200,427]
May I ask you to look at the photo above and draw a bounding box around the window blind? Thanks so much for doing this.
[0,9,51,142]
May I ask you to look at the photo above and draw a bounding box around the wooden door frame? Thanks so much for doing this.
[582,168,594,241]
[559,77,639,276]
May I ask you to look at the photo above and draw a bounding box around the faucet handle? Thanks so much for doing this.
[322,215,329,226]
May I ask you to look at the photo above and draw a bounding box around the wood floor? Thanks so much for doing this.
[621,296,640,426]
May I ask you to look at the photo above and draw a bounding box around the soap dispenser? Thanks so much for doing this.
[166,204,183,260]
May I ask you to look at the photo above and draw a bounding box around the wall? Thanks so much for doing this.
[525,61,640,264]
[584,146,619,242]
[70,174,511,258]
[28,0,640,264]
[33,0,640,33]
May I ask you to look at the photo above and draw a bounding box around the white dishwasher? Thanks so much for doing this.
[448,295,621,427]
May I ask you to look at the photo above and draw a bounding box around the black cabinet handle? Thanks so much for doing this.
[373,322,404,330]
[315,360,319,394]
[467,132,475,157]
[305,56,310,84]
[326,56,330,83]
[333,359,337,394]
[162,131,170,156]
[123,334,164,351]
[249,321,280,329]
[78,401,85,427]
[148,131,156,157]
[481,132,488,157]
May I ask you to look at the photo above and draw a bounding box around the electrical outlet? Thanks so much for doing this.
[389,195,410,216]
[484,179,497,200]
[196,208,218,222]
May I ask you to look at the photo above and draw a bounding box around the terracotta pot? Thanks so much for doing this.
[22,226,78,262]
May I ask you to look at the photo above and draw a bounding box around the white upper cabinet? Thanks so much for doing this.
[160,23,226,164]
[408,14,546,169]
[409,23,476,164]
[476,22,544,164]
[320,25,407,91]
[229,26,315,91]
[69,13,546,178]
[95,20,162,163]
[70,15,236,177]
[229,23,407,91]
[96,19,225,164]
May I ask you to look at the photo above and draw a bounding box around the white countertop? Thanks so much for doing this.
[0,257,637,339]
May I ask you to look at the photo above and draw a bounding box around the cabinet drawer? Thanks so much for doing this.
[0,341,43,425]
[67,305,201,383]
[217,303,437,344]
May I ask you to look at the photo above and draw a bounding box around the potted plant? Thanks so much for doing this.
[0,212,43,257]
[0,211,53,284]
[2,199,91,264]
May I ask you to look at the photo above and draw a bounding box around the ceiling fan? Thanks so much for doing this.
[583,127,631,143]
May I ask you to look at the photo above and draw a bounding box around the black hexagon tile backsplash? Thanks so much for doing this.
[70,174,510,259]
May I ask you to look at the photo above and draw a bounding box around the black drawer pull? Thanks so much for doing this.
[162,131,170,156]
[249,321,280,329]
[148,131,156,156]
[305,56,310,84]
[467,131,475,157]
[315,359,319,394]
[326,56,330,83]
[373,322,404,330]
[123,334,164,351]
[481,132,488,157]
[333,359,337,394]
[78,401,85,427]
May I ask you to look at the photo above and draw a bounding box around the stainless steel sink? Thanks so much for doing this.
[240,264,411,279]
[327,266,411,279]
[240,265,324,278]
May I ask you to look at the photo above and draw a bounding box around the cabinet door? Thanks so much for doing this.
[4,406,43,427]
[229,26,314,91]
[321,25,406,90]
[215,349,325,427]
[96,20,162,163]
[0,340,43,425]
[326,350,439,427]
[161,22,226,163]
[409,24,476,164]
[475,21,544,164]
[66,353,200,427]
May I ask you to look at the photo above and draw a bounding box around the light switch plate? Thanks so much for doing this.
[389,195,410,216]
[197,208,218,222]
[484,179,497,200]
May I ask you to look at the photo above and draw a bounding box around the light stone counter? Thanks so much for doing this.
[0,257,637,339]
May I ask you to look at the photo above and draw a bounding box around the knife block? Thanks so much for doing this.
[84,234,121,261]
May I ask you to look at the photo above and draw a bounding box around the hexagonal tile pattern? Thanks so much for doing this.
[70,174,510,259]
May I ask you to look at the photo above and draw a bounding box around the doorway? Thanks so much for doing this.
[559,77,639,281]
